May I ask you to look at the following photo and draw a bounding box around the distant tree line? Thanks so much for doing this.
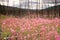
[0,5,60,18]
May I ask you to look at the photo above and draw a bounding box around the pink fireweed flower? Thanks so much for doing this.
[2,22,6,25]
[55,37,60,40]
[46,31,54,40]
[20,28,25,32]
[27,34,30,38]
[40,26,47,32]
[24,36,27,39]
[54,31,60,37]
[10,28,16,33]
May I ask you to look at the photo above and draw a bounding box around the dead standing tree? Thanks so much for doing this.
[0,23,2,40]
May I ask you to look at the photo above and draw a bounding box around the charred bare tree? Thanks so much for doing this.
[0,23,2,40]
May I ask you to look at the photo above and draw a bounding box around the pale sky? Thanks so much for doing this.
[0,0,60,9]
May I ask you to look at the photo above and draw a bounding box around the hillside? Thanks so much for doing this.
[0,5,60,18]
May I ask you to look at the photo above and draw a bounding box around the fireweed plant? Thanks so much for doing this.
[0,16,60,40]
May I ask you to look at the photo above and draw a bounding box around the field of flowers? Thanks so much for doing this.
[0,15,60,40]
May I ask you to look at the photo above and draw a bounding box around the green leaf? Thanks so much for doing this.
[1,31,11,38]
[1,15,5,19]
[57,27,60,35]
[23,30,28,36]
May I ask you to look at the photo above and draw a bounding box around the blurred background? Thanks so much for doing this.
[0,0,60,18]
[0,0,60,9]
